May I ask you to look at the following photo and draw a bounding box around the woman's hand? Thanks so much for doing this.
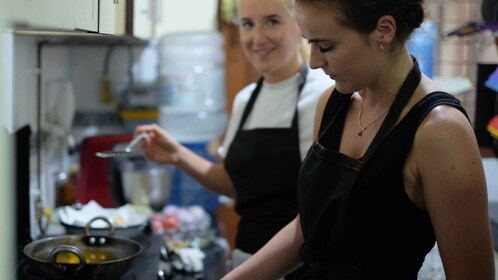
[134,124,183,164]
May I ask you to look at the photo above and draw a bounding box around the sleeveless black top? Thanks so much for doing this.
[296,61,469,279]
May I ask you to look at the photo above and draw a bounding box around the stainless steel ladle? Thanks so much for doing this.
[95,131,146,158]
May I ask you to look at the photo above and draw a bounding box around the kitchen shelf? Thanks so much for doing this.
[13,28,148,46]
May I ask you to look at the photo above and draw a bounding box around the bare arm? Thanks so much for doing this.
[409,106,495,279]
[221,215,305,280]
[134,124,236,198]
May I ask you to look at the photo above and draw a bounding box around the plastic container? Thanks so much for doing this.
[158,31,227,143]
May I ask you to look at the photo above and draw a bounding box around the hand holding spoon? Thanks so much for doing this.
[95,131,146,158]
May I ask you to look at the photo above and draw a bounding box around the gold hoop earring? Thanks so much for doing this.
[380,43,384,50]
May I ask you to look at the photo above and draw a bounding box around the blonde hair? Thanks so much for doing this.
[281,0,310,62]
[284,0,295,13]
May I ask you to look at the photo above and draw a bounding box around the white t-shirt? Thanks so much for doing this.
[219,67,333,161]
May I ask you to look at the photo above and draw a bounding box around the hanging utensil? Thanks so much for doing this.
[95,132,146,158]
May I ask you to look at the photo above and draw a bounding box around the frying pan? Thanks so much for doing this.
[23,219,143,280]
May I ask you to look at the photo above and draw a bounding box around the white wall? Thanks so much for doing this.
[0,29,15,280]
[1,34,14,131]
[160,0,218,35]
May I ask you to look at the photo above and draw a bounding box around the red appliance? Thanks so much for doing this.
[77,134,132,207]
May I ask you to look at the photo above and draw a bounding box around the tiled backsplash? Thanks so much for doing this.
[427,0,498,125]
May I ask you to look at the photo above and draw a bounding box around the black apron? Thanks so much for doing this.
[225,64,308,255]
[296,58,463,279]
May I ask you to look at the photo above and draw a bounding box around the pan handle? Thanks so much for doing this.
[85,216,116,236]
[49,245,87,272]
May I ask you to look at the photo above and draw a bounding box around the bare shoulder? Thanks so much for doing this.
[413,102,475,165]
[313,85,335,139]
[411,99,484,203]
[414,75,471,140]
[417,101,471,139]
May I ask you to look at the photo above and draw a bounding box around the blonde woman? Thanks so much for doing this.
[135,0,332,277]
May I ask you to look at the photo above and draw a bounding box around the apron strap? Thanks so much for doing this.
[397,91,469,161]
[316,90,354,142]
[237,78,263,131]
[362,56,422,161]
[237,63,309,131]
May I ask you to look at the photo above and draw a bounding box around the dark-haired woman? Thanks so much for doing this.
[222,0,496,279]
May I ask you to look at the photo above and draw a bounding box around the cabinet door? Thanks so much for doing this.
[4,0,74,30]
[132,0,155,39]
[75,0,98,32]
[99,0,125,35]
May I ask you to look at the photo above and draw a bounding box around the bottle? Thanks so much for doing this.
[157,30,227,143]
[157,31,225,215]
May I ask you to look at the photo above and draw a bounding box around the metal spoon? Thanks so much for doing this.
[157,245,173,280]
[95,131,146,158]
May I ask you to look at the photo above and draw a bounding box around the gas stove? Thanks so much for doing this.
[16,233,227,280]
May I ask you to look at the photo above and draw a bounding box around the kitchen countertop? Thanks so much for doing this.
[17,231,228,280]
[121,233,228,280]
[18,216,228,280]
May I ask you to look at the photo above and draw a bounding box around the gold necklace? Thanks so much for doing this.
[357,105,388,136]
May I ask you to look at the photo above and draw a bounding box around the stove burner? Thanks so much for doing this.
[17,259,46,280]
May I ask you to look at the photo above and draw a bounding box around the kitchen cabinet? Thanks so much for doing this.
[74,0,126,35]
[75,0,99,32]
[5,0,73,31]
[6,0,127,36]
[99,0,126,35]
[6,0,219,40]
[98,0,170,39]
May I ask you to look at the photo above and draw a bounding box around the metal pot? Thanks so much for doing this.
[60,215,148,239]
[23,218,143,280]
[110,153,173,211]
